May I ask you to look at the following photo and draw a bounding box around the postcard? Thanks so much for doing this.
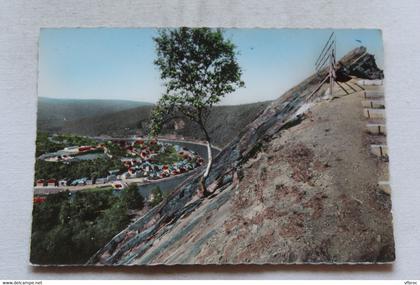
[31,28,394,265]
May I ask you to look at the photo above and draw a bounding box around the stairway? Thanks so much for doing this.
[359,79,390,195]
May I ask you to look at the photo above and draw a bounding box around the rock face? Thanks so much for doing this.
[337,46,384,80]
[88,47,393,265]
[349,53,384,79]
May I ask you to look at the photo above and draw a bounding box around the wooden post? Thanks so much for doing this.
[329,49,334,96]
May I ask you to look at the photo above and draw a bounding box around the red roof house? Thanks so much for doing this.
[36,179,45,187]
[33,197,46,204]
[47,179,57,187]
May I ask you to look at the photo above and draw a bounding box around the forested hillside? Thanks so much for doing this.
[37,97,153,132]
[38,99,271,148]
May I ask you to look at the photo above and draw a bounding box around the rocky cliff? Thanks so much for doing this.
[88,47,394,265]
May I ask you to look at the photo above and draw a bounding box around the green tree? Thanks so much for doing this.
[149,186,163,207]
[150,28,244,196]
[121,183,145,210]
[30,189,131,265]
[104,142,126,158]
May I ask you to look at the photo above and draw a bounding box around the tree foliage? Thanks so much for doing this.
[30,189,131,265]
[149,27,244,137]
[35,132,64,157]
[121,183,145,210]
[149,186,163,207]
[104,141,126,157]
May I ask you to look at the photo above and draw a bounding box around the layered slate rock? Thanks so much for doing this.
[338,47,384,80]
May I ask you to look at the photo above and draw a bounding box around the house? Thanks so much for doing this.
[135,139,144,146]
[47,178,57,187]
[78,146,94,152]
[36,179,45,187]
[108,169,119,175]
[45,155,64,162]
[121,158,136,168]
[140,150,150,160]
[61,155,72,161]
[64,146,79,154]
[162,165,170,174]
[121,158,139,166]
[33,197,46,204]
[141,161,153,172]
[160,172,169,178]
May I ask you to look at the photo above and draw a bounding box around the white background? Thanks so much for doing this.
[1,0,419,280]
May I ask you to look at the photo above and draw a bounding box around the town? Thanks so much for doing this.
[34,134,204,192]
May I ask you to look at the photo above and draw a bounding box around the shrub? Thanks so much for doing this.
[149,186,163,207]
[121,184,145,210]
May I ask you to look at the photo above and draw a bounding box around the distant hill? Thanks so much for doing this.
[37,97,153,132]
[58,101,271,148]
[59,105,153,137]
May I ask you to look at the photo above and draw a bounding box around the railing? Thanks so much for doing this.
[315,32,336,73]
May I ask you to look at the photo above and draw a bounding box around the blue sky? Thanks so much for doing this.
[38,28,383,105]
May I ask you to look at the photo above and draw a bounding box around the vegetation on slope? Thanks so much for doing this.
[30,184,145,265]
[34,158,125,181]
[35,132,64,157]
